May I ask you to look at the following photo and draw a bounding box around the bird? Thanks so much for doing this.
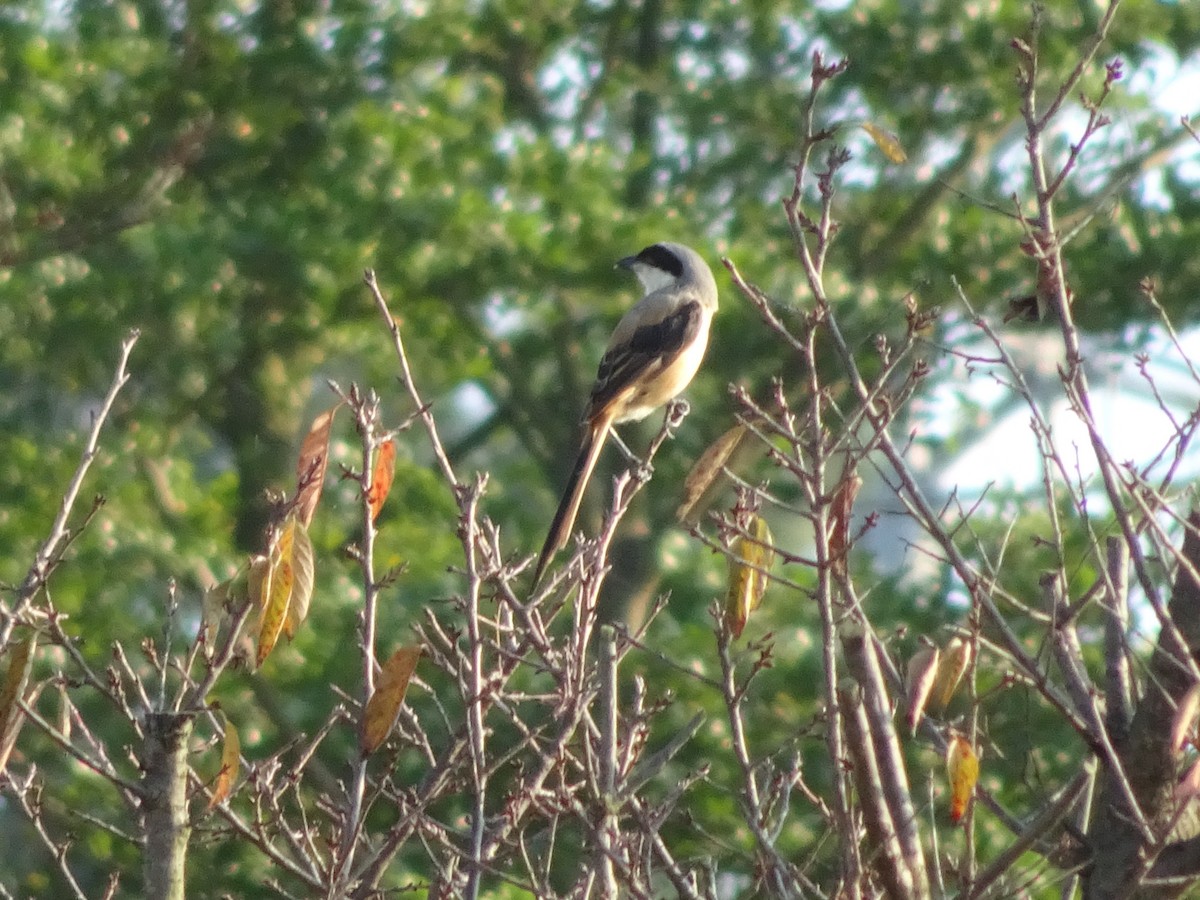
[532,241,719,586]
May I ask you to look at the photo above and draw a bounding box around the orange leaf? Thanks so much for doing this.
[725,515,774,639]
[294,405,340,527]
[361,646,421,756]
[282,520,315,641]
[255,516,298,667]
[905,642,940,735]
[366,439,397,522]
[946,734,979,824]
[207,712,241,810]
[0,634,36,777]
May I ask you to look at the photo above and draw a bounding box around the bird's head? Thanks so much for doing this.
[617,242,715,300]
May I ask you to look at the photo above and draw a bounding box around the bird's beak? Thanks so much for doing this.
[616,255,637,271]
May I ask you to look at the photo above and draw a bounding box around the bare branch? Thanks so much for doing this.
[3,330,140,651]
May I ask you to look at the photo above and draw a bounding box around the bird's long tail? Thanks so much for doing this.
[532,417,612,586]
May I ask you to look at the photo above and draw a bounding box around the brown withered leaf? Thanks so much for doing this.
[905,640,940,735]
[725,515,775,639]
[207,712,241,810]
[255,516,299,667]
[0,634,36,777]
[947,734,979,824]
[361,646,422,756]
[366,439,397,522]
[294,404,340,528]
[678,424,763,525]
[829,474,863,576]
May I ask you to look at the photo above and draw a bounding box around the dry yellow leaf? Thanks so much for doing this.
[725,515,775,639]
[860,122,908,163]
[282,520,315,641]
[932,636,972,710]
[255,516,298,667]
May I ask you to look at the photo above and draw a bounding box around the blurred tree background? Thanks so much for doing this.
[1,0,1199,896]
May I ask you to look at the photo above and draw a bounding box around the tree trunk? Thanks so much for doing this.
[1085,513,1200,898]
[142,712,194,900]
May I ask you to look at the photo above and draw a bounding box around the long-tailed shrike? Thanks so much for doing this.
[533,241,719,585]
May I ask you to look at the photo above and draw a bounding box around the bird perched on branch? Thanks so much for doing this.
[532,241,719,585]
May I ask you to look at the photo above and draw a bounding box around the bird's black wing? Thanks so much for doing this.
[585,299,703,418]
